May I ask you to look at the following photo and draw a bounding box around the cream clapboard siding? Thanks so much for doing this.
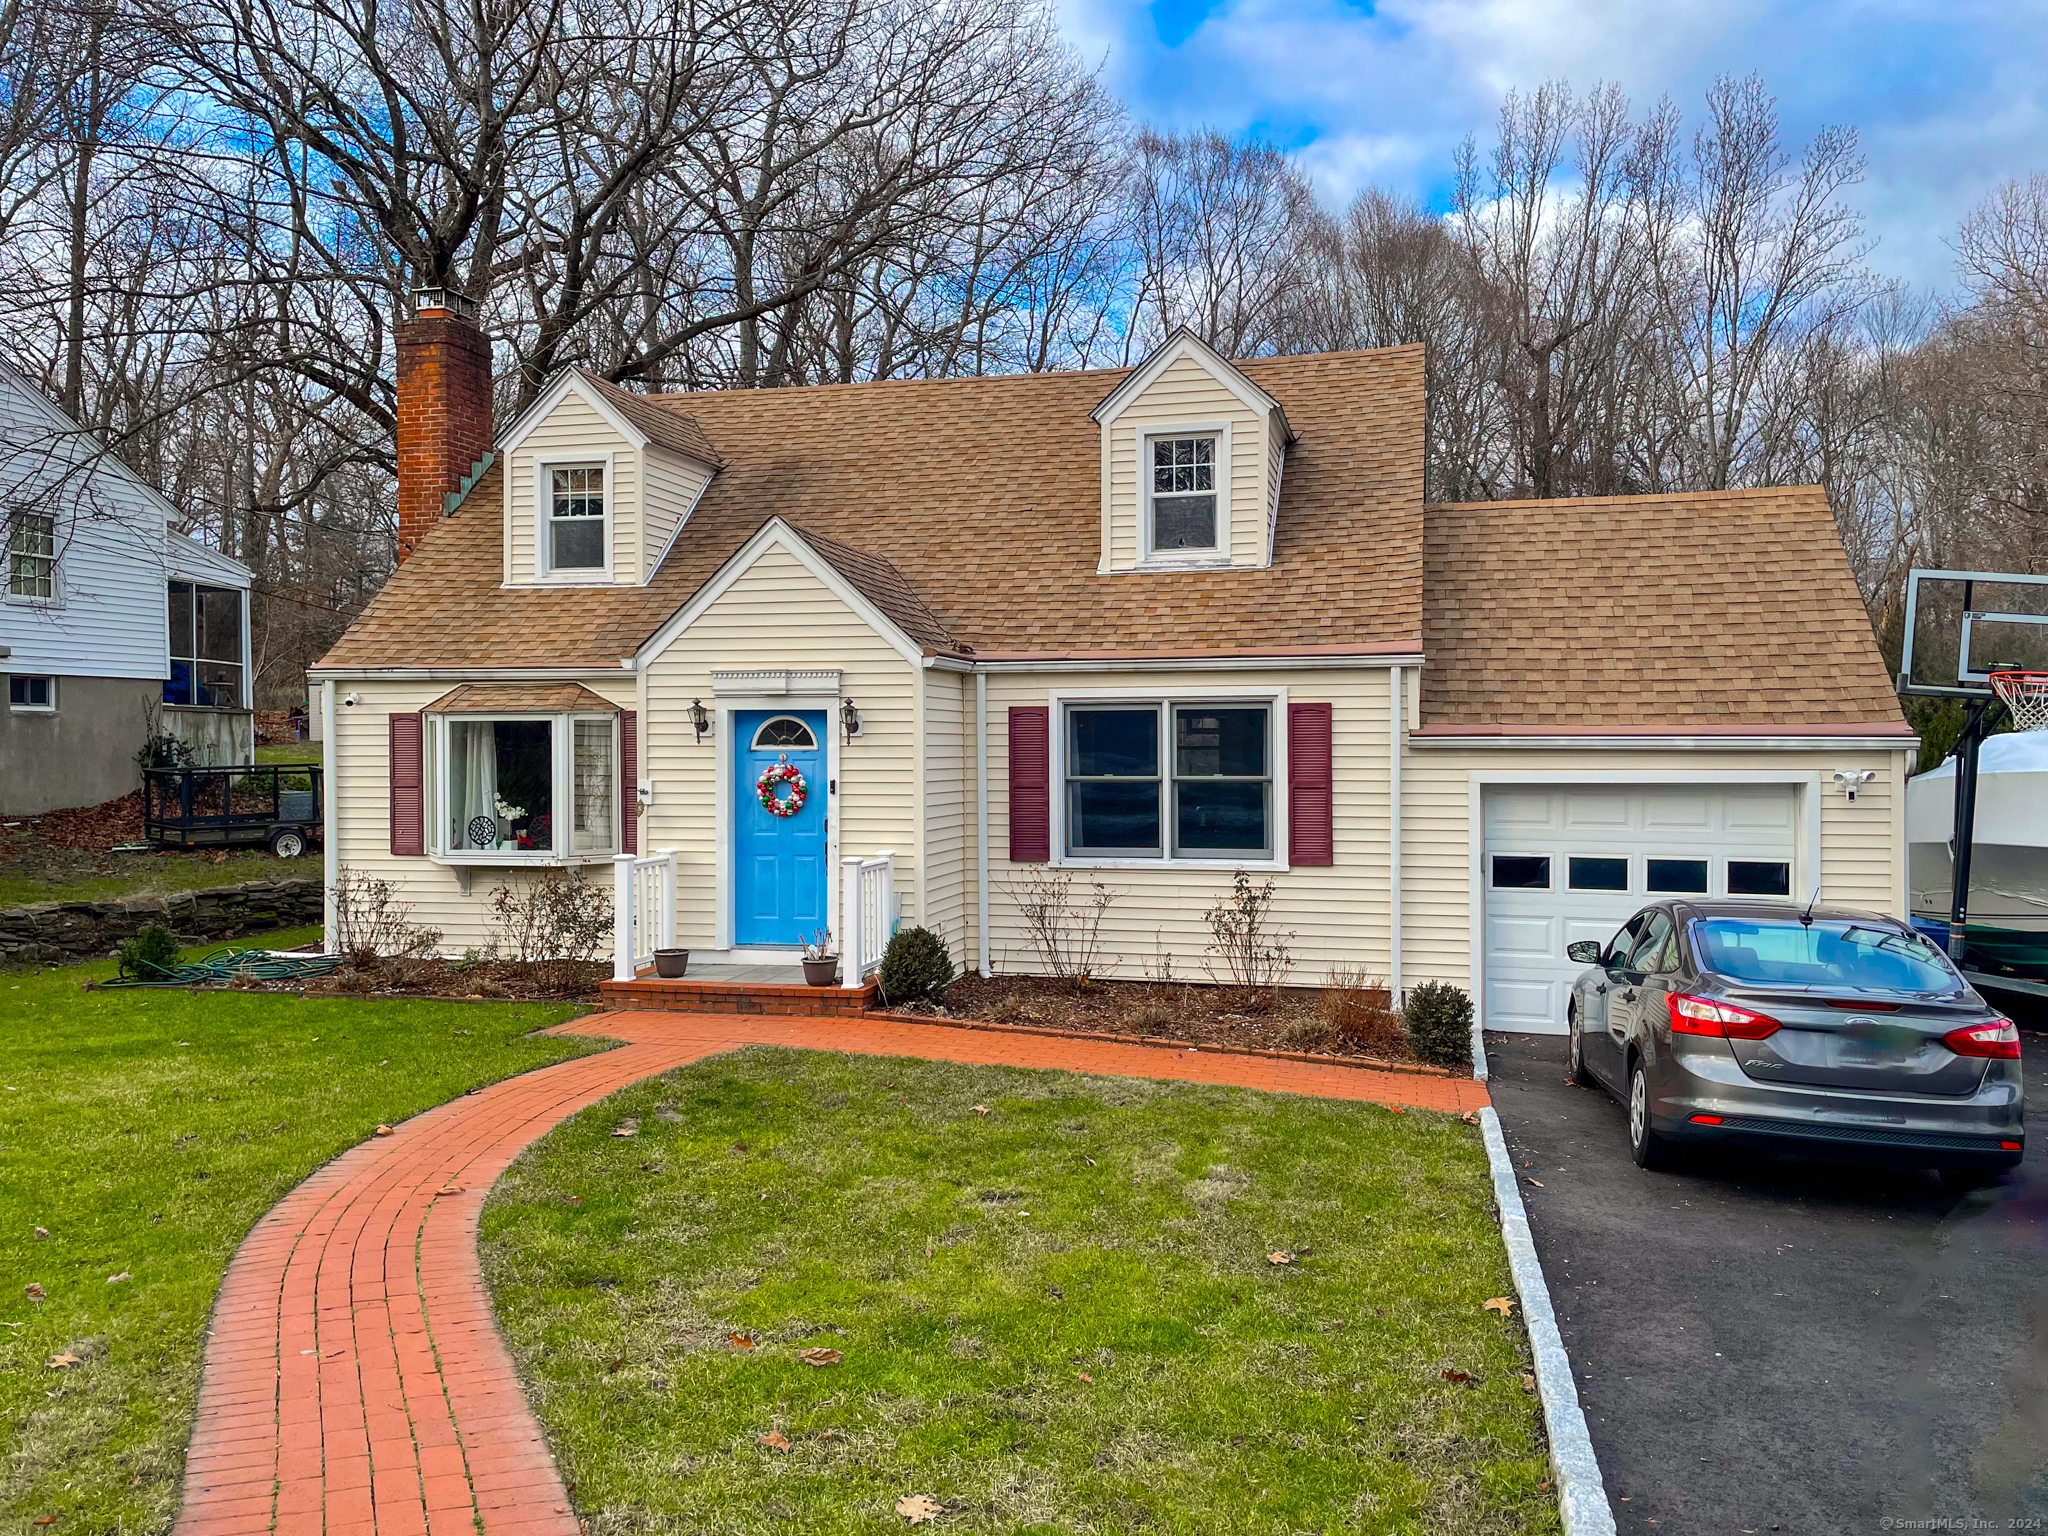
[641,544,922,949]
[504,391,641,583]
[640,447,711,578]
[1264,416,1287,559]
[1397,744,1914,996]
[328,675,637,954]
[1103,353,1270,572]
[921,668,969,942]
[965,668,1398,982]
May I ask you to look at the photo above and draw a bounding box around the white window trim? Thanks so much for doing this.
[8,675,56,712]
[426,709,621,865]
[4,509,61,606]
[531,453,615,586]
[1135,421,1232,569]
[165,580,250,710]
[1048,685,1289,872]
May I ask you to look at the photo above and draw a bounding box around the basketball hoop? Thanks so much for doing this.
[1990,671,2048,731]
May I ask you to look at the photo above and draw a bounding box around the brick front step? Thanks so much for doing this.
[598,975,880,1015]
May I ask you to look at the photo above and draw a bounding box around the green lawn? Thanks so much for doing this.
[0,932,609,1534]
[483,1049,1557,1535]
[0,848,318,908]
[255,742,324,768]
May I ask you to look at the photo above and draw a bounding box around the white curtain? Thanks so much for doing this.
[573,718,614,852]
[449,720,499,849]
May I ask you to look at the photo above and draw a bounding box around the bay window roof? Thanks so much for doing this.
[423,683,619,714]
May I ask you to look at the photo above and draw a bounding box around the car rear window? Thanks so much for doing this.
[1691,919,1959,993]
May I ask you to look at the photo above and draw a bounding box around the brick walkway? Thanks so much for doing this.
[174,1010,1489,1536]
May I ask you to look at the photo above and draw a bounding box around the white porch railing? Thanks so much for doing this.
[612,848,678,981]
[841,850,895,987]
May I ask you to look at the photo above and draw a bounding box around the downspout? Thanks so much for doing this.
[1389,664,1403,997]
[321,678,338,951]
[976,667,991,977]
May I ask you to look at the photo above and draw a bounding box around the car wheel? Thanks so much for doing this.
[1628,1055,1671,1171]
[1567,1005,1595,1087]
[268,828,307,859]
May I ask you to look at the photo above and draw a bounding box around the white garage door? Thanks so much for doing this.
[1482,785,1799,1034]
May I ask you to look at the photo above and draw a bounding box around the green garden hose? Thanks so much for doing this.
[104,945,345,988]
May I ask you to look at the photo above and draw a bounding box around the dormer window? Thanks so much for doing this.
[1149,435,1218,553]
[547,465,606,573]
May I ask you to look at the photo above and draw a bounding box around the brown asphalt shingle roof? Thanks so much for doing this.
[320,349,1905,732]
[1419,488,1908,730]
[573,370,721,465]
[318,347,1427,673]
[422,683,618,713]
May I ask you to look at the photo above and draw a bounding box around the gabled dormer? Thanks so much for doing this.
[496,370,720,588]
[1090,329,1294,575]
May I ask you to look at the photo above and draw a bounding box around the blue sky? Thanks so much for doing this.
[1055,0,2048,292]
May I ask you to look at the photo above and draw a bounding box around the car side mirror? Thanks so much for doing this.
[1566,941,1602,964]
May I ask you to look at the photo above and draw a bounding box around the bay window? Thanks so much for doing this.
[1064,701,1273,861]
[431,710,617,859]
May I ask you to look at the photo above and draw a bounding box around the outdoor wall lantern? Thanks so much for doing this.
[688,697,710,742]
[840,697,862,742]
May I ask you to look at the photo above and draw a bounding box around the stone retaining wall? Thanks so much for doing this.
[0,878,323,966]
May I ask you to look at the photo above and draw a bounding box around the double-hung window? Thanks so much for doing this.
[1147,435,1219,554]
[433,710,617,858]
[6,510,56,600]
[546,465,606,574]
[1064,702,1273,860]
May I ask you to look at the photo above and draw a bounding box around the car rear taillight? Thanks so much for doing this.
[1942,1018,2022,1059]
[1668,992,1780,1040]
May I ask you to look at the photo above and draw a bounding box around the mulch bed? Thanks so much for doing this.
[5,791,147,853]
[233,956,613,1004]
[902,972,1436,1071]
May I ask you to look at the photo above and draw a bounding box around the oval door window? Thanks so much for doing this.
[751,715,817,750]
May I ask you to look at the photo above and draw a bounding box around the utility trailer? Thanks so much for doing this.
[142,763,324,857]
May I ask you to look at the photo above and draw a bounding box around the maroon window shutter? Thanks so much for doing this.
[619,710,638,854]
[1007,706,1051,863]
[1287,702,1333,866]
[388,713,425,856]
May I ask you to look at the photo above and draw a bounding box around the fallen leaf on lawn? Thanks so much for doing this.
[33,1226,48,1240]
[759,1431,791,1452]
[639,1161,663,1173]
[567,1195,582,1205]
[895,1494,942,1524]
[1461,1112,1481,1125]
[728,1332,755,1349]
[32,1516,54,1526]
[373,1125,394,1138]
[798,1347,844,1367]
[25,1283,44,1302]
[174,1041,190,1047]
[1083,1156,1097,1166]
[1525,1178,1544,1187]
[1388,1105,1405,1113]
[611,1121,638,1138]
[606,1357,625,1372]
[1483,1297,1516,1316]
[47,1353,81,1369]
[1441,1369,1471,1383]
[1076,1371,1092,1383]
[1265,1252,1293,1266]
[453,1029,470,1036]
[1538,1479,1552,1493]
[1522,1373,1538,1393]
[106,1272,130,1285]
[970,1105,990,1114]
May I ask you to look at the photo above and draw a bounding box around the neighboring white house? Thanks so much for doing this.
[313,302,1917,1032]
[0,360,254,815]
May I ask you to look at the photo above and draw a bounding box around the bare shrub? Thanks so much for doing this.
[487,869,613,967]
[1006,869,1120,990]
[1203,870,1293,1006]
[1312,966,1404,1056]
[330,867,442,966]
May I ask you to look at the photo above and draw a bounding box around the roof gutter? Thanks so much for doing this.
[1409,725,1918,751]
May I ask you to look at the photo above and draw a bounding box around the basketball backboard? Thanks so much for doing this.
[1900,568,2048,698]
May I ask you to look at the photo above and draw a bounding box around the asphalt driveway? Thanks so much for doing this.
[1487,1008,2048,1533]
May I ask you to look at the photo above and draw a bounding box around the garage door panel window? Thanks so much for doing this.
[1491,854,1551,890]
[1647,858,1709,894]
[1727,859,1792,897]
[1568,856,1629,892]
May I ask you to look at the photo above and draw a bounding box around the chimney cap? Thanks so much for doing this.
[413,285,479,322]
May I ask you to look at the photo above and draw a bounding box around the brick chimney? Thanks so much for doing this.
[395,287,493,564]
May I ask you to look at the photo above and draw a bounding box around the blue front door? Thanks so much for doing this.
[734,710,828,946]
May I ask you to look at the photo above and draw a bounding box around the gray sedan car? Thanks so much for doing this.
[1565,899,2025,1187]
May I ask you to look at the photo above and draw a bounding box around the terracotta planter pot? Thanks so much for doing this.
[802,957,840,987]
[653,948,689,979]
